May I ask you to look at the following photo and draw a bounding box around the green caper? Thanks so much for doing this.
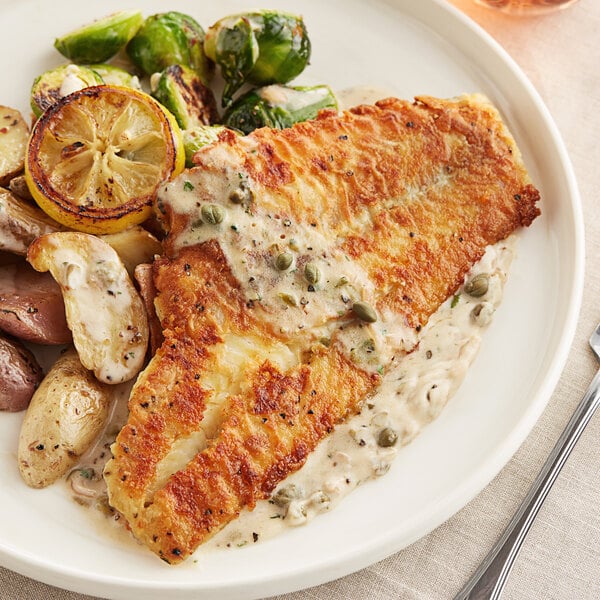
[352,301,378,323]
[201,204,225,224]
[275,252,293,271]
[229,184,254,204]
[377,427,398,448]
[464,273,489,297]
[335,276,349,288]
[304,262,320,285]
[271,483,303,507]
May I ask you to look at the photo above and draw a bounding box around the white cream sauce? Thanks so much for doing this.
[68,86,518,558]
[199,238,515,551]
[71,237,516,555]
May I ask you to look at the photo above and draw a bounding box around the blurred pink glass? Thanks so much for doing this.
[474,0,580,15]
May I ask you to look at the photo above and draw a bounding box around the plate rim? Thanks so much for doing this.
[0,0,584,598]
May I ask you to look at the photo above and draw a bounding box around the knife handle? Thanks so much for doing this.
[454,368,600,600]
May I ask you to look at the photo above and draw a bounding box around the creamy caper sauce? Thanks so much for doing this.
[69,239,515,554]
[199,239,515,551]
[68,86,517,558]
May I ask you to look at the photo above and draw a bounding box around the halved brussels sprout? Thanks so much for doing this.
[151,64,218,130]
[89,64,141,89]
[205,10,311,107]
[126,12,212,83]
[54,10,143,64]
[30,64,104,117]
[222,84,337,134]
[182,125,230,167]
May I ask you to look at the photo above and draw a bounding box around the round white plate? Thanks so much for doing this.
[0,0,583,599]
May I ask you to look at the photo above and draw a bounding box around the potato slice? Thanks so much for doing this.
[0,106,29,186]
[0,188,63,255]
[8,174,34,202]
[27,232,149,384]
[0,332,43,412]
[0,259,71,344]
[18,347,113,488]
[100,225,162,278]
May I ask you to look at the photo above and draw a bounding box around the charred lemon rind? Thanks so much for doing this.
[25,85,184,234]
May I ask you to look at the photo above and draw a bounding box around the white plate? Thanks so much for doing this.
[0,0,583,598]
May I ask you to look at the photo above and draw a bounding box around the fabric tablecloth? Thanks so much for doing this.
[1,1,598,598]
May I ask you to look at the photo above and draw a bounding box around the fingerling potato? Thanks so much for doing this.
[100,226,162,278]
[0,188,63,255]
[0,106,29,186]
[0,259,71,344]
[0,333,43,412]
[27,232,149,383]
[18,347,113,488]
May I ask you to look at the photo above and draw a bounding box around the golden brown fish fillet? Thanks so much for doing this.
[104,95,540,563]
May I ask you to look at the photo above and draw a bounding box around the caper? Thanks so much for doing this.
[377,427,398,448]
[229,184,254,204]
[352,301,378,323]
[304,262,320,285]
[335,276,349,288]
[271,483,303,507]
[471,301,494,326]
[201,204,225,224]
[275,252,293,271]
[464,273,489,297]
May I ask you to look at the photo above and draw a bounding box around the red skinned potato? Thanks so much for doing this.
[0,259,71,344]
[0,332,43,412]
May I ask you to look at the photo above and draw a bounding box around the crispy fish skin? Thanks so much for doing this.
[104,95,540,563]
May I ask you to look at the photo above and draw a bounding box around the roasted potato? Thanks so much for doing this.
[8,175,34,203]
[0,106,29,186]
[0,188,63,255]
[0,259,71,344]
[100,226,162,278]
[27,232,149,384]
[0,332,43,412]
[18,347,113,488]
[134,262,164,355]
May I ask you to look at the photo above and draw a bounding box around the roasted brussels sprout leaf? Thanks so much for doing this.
[205,10,311,107]
[151,64,218,130]
[223,84,337,134]
[54,10,143,64]
[182,125,230,167]
[30,64,103,117]
[127,11,212,83]
[89,64,141,89]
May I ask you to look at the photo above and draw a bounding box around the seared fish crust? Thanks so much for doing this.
[104,95,540,563]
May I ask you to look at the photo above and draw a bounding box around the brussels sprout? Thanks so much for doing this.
[54,10,143,64]
[205,10,311,107]
[222,84,337,134]
[182,125,230,167]
[151,64,218,130]
[30,64,103,117]
[89,64,141,89]
[126,12,212,83]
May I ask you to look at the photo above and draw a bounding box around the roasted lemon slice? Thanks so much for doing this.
[25,85,184,234]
